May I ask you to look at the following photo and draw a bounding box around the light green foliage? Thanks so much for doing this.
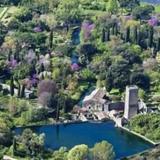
[0,113,13,146]
[80,68,95,81]
[107,0,119,14]
[91,141,115,160]
[52,147,68,160]
[128,114,160,142]
[67,144,89,160]
[15,129,45,158]
[138,89,145,100]
[56,0,83,23]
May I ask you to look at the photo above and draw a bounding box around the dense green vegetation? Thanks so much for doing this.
[127,113,160,142]
[0,0,159,159]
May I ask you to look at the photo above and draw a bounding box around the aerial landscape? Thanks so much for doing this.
[0,0,160,160]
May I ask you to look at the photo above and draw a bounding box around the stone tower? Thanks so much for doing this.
[124,85,138,120]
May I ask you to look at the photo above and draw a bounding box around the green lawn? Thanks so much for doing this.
[0,7,4,13]
[155,5,160,13]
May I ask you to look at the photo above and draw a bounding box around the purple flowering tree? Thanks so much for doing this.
[25,49,36,63]
[81,21,95,42]
[71,63,80,71]
[148,16,159,27]
[6,58,17,69]
[33,26,42,32]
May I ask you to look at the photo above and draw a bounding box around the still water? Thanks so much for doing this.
[14,121,153,159]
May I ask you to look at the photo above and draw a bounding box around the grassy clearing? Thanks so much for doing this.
[0,7,8,20]
[155,5,160,13]
[1,6,21,25]
[0,7,4,13]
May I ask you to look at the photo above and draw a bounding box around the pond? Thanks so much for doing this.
[14,121,153,159]
[142,0,160,4]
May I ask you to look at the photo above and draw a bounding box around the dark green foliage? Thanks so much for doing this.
[132,5,154,20]
[103,27,110,42]
[13,137,17,156]
[15,8,32,22]
[17,83,21,98]
[3,89,10,96]
[125,27,130,42]
[148,26,154,48]
[156,37,160,51]
[79,43,97,61]
[118,0,140,11]
[15,129,45,158]
[10,76,14,96]
[49,30,53,49]
[128,114,160,142]
[130,72,150,90]
[0,23,8,46]
[121,51,142,65]
[106,60,130,91]
[39,63,45,73]
[20,84,25,98]
[133,26,138,44]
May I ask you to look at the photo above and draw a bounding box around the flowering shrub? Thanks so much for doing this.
[7,59,17,68]
[33,26,42,32]
[71,63,80,71]
[148,16,159,27]
[37,80,57,97]
[81,21,95,42]
[25,49,36,63]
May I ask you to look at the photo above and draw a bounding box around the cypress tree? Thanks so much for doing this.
[49,29,53,49]
[105,27,110,41]
[125,27,130,42]
[10,76,14,96]
[102,28,105,42]
[56,96,60,122]
[17,83,21,98]
[20,84,25,98]
[111,24,115,35]
[137,29,141,45]
[40,63,45,73]
[13,137,17,156]
[157,37,160,51]
[114,23,118,36]
[148,26,154,48]
[8,50,11,61]
[133,26,138,44]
